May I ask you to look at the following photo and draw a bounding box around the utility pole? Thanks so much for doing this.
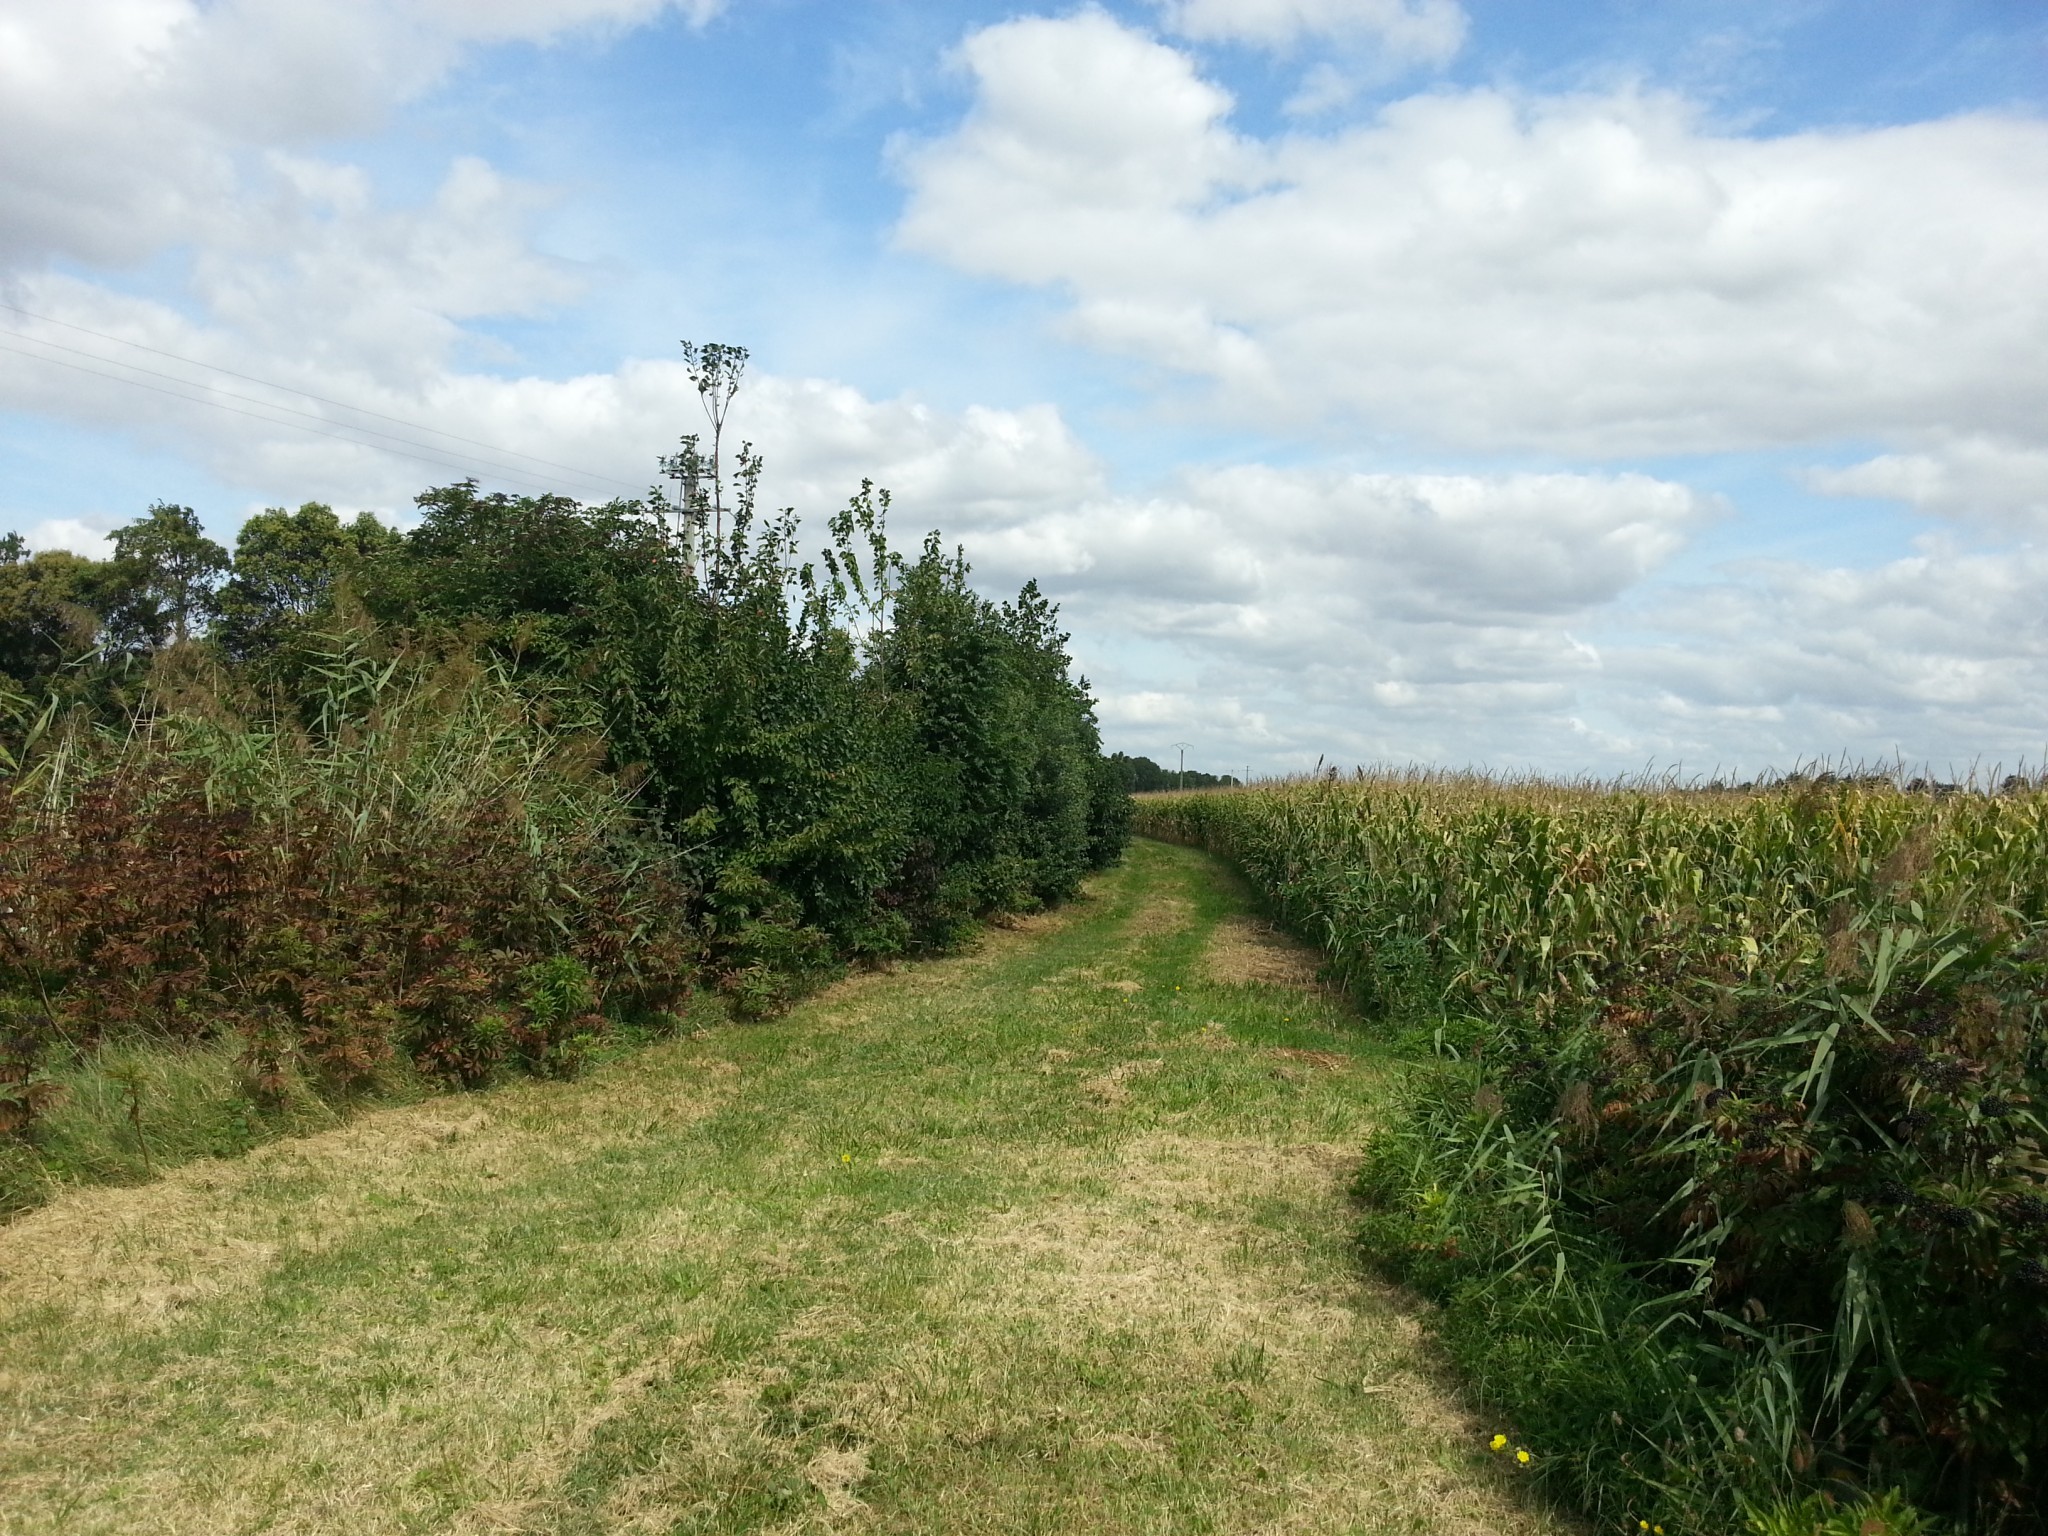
[1171,741,1192,791]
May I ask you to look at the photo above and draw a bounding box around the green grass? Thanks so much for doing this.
[0,840,1569,1535]
[0,1039,426,1217]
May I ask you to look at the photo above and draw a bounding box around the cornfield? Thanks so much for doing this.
[1138,772,2048,1534]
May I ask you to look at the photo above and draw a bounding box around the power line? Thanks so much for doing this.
[0,325,631,499]
[0,336,600,498]
[0,299,647,494]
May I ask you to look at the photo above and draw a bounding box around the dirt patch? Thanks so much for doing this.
[805,1445,872,1518]
[1080,1058,1164,1107]
[966,1135,1354,1331]
[1122,894,1194,940]
[449,1329,713,1534]
[1268,1047,1347,1072]
[1199,916,1326,990]
[943,1134,1559,1534]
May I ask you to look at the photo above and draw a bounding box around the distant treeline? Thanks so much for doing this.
[1107,752,1241,793]
[0,427,1129,1143]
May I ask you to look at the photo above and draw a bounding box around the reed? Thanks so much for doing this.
[0,626,694,1159]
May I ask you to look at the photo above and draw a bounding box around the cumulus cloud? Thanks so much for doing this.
[1070,509,2048,775]
[0,0,750,511]
[1593,542,2048,775]
[0,0,724,267]
[899,13,2048,459]
[889,10,2048,773]
[972,466,1707,627]
[24,518,117,560]
[0,147,588,496]
[1151,0,1467,63]
[948,464,1714,762]
[9,0,2045,781]
[0,0,1106,571]
[0,269,1103,546]
[1806,437,2048,534]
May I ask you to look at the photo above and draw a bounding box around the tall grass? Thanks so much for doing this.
[0,626,695,1199]
[1139,772,2048,1535]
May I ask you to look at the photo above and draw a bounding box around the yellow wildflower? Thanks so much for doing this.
[1515,1448,1531,1465]
[1489,1434,1508,1452]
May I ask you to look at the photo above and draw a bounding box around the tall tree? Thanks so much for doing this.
[0,548,99,690]
[97,503,229,652]
[214,503,396,659]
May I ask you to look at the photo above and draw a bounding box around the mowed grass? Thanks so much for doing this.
[0,840,1570,1535]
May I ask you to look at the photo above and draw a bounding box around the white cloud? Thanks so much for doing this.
[915,11,1250,232]
[0,0,724,267]
[1151,0,1467,64]
[0,0,1098,568]
[8,0,2046,783]
[1074,517,2048,776]
[893,13,2048,773]
[1593,542,2048,775]
[0,0,743,513]
[24,518,117,560]
[900,14,2048,458]
[0,268,1103,545]
[937,451,2048,778]
[1806,436,2048,533]
[973,466,1707,625]
[949,464,1714,763]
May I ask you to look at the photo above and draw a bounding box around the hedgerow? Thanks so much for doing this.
[0,365,1126,1186]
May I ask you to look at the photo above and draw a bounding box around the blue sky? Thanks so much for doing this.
[3,0,2046,775]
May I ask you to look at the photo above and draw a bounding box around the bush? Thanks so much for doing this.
[357,475,1124,963]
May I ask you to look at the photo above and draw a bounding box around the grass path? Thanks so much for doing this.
[0,840,1572,1535]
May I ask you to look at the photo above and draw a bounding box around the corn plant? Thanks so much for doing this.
[1142,772,2048,1533]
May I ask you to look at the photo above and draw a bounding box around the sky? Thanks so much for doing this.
[3,0,2046,778]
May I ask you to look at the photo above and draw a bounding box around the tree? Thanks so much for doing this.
[0,548,99,690]
[213,503,397,659]
[1104,752,1238,793]
[96,503,229,653]
[679,340,747,545]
